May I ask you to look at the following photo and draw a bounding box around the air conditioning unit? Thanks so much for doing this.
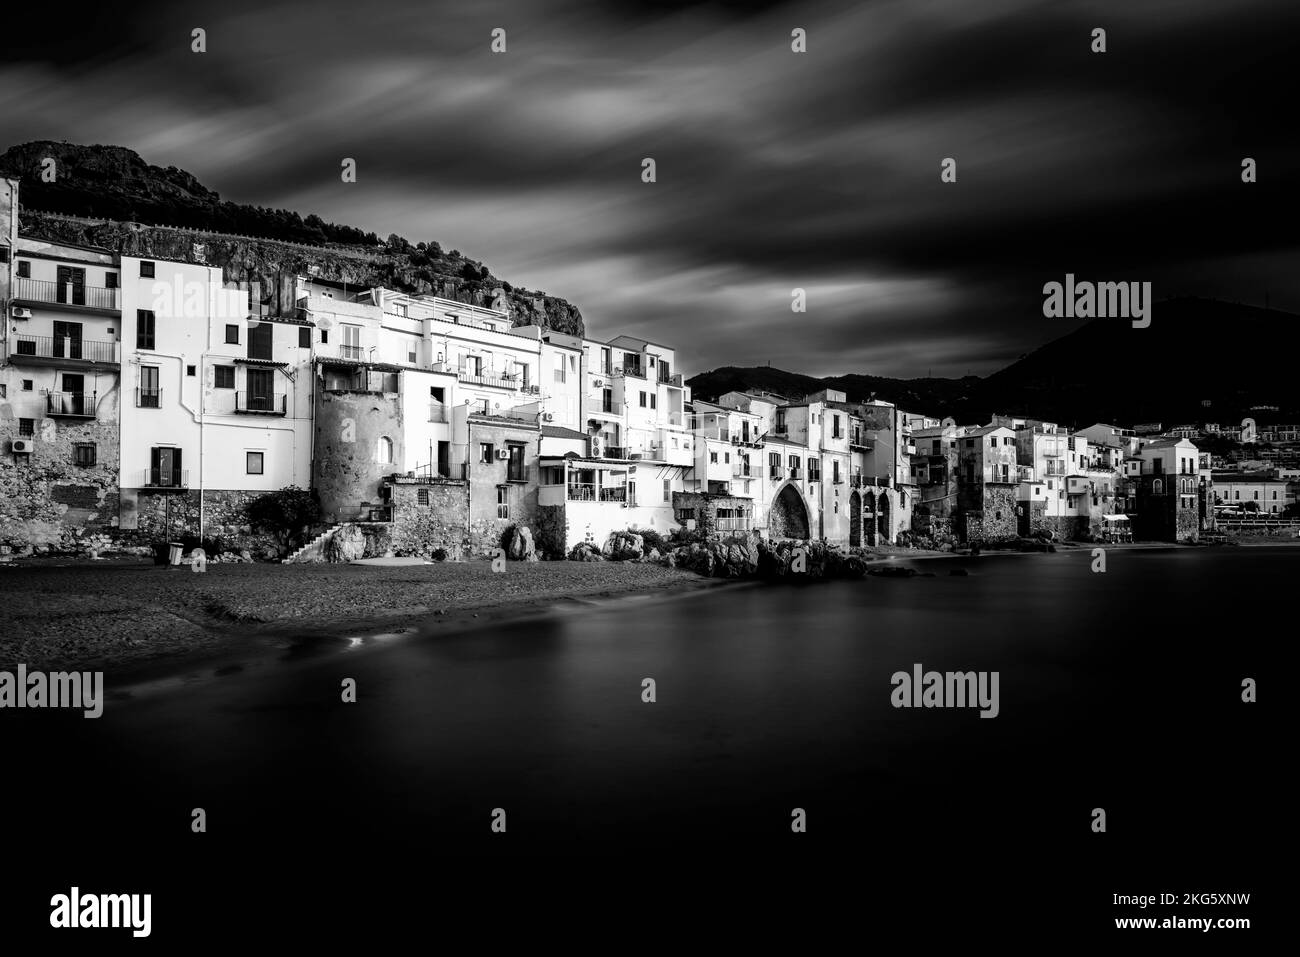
[590,438,604,458]
[11,307,33,320]
[542,412,554,422]
[495,448,511,460]
[629,452,643,460]
[593,379,603,389]
[11,439,32,454]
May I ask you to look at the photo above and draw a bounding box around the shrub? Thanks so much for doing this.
[246,486,321,551]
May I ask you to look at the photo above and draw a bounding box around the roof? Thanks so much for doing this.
[966,424,1013,436]
[235,357,288,368]
[541,425,588,441]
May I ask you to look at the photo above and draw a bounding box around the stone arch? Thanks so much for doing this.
[849,491,862,547]
[769,482,810,540]
[877,490,892,543]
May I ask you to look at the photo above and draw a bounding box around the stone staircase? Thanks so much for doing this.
[284,524,350,564]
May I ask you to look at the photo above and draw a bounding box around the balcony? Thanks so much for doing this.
[13,277,120,311]
[458,368,519,390]
[566,483,629,503]
[788,467,802,481]
[11,335,118,365]
[733,463,753,478]
[590,402,625,419]
[235,391,287,415]
[601,445,627,459]
[769,466,786,480]
[142,468,188,489]
[340,345,366,360]
[135,388,162,409]
[616,364,646,380]
[808,472,821,484]
[46,392,96,417]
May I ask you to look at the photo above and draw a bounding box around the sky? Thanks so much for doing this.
[1,0,1296,379]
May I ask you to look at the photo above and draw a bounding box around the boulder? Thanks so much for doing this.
[602,531,644,561]
[325,525,366,563]
[507,525,536,561]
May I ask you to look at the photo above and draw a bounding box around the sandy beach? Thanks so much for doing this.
[0,558,712,672]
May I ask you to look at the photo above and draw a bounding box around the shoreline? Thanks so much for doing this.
[6,538,1294,679]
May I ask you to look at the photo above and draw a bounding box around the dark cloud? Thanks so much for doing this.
[2,0,1296,378]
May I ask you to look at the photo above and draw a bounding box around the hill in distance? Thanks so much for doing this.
[689,298,1299,428]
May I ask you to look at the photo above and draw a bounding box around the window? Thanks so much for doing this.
[248,322,273,361]
[990,436,997,448]
[497,486,510,520]
[600,348,611,374]
[833,460,842,484]
[214,366,235,389]
[74,443,97,467]
[22,379,33,391]
[507,443,525,482]
[650,394,657,410]
[377,436,393,465]
[149,446,183,487]
[417,488,430,506]
[19,418,34,436]
[639,391,647,408]
[140,260,155,278]
[0,247,7,263]
[139,366,160,407]
[480,443,494,463]
[105,272,118,289]
[320,329,328,344]
[17,260,30,278]
[554,353,566,384]
[136,310,156,350]
[186,365,196,377]
[833,415,842,439]
[663,478,671,501]
[246,451,264,475]
[710,451,718,464]
[299,327,312,349]
[724,452,730,464]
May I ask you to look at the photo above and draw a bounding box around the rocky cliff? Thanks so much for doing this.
[2,141,585,336]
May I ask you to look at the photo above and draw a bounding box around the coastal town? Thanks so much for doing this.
[1,177,1296,568]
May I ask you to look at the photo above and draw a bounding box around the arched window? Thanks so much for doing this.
[1152,479,1163,495]
[377,436,393,464]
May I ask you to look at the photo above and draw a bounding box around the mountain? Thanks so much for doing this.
[689,298,1299,428]
[0,141,584,335]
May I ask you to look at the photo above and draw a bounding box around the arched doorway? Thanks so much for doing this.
[863,490,876,546]
[877,491,892,544]
[849,492,862,547]
[769,483,810,540]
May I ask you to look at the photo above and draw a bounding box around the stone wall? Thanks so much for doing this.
[672,490,753,538]
[313,389,404,523]
[387,478,469,557]
[0,414,121,554]
[126,488,283,557]
[962,485,1018,543]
